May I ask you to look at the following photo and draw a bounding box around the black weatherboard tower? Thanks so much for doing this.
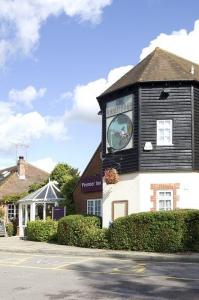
[97,47,199,227]
[97,47,199,173]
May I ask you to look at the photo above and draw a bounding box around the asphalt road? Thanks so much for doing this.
[0,252,198,300]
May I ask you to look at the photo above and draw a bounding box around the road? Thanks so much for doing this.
[0,252,198,299]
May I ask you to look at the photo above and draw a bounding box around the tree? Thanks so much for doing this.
[28,181,47,193]
[50,163,80,214]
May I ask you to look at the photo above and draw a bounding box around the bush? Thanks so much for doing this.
[26,220,58,242]
[0,207,5,220]
[6,223,14,237]
[57,214,108,248]
[107,210,199,253]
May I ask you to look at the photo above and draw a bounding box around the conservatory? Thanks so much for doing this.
[18,180,65,237]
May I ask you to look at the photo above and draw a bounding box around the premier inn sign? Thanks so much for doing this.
[81,175,102,193]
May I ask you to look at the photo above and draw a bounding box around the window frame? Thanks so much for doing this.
[157,190,173,211]
[7,203,18,221]
[87,199,102,216]
[157,120,173,146]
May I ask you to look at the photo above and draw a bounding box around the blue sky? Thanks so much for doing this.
[0,0,199,173]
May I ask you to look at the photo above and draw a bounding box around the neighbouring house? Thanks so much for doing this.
[94,47,199,227]
[73,144,102,216]
[0,156,49,224]
[18,180,65,237]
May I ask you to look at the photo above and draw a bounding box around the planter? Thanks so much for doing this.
[104,168,119,185]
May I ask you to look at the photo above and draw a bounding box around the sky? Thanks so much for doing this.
[0,0,199,173]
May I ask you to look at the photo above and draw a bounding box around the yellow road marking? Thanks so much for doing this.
[135,267,145,273]
[53,257,93,270]
[0,262,199,282]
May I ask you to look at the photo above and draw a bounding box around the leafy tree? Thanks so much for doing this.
[28,181,48,193]
[50,163,80,214]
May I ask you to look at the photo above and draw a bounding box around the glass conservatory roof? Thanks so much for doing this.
[18,180,64,203]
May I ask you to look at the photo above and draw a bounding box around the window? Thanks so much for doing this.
[157,190,173,211]
[87,199,101,216]
[157,120,172,145]
[8,204,18,221]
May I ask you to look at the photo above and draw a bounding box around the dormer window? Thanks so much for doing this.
[157,120,172,146]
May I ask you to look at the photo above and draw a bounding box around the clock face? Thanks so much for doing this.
[107,113,133,150]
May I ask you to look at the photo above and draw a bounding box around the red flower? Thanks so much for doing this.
[104,168,119,184]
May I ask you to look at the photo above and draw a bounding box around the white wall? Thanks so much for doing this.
[102,173,139,227]
[139,172,199,210]
[102,171,199,227]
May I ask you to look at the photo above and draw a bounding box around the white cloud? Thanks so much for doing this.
[9,85,46,107]
[64,65,133,122]
[0,0,112,67]
[31,157,57,173]
[140,20,199,64]
[0,101,67,152]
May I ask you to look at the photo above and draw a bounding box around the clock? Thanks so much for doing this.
[107,113,133,151]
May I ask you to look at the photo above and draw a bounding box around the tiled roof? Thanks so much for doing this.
[0,162,49,199]
[98,47,199,98]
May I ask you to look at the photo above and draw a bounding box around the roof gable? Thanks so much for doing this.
[98,48,199,98]
[0,162,49,198]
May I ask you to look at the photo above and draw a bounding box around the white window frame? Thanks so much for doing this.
[7,204,18,221]
[157,190,173,211]
[157,120,173,146]
[87,199,102,216]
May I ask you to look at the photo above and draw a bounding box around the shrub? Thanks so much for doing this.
[57,214,107,248]
[81,228,109,249]
[6,223,14,237]
[0,207,5,220]
[107,210,199,253]
[26,220,58,242]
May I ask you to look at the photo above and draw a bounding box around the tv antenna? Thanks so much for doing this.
[10,142,29,162]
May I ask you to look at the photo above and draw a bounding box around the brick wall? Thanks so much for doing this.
[150,183,180,211]
[73,144,102,214]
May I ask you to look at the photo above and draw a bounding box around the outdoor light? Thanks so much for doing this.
[97,110,102,115]
[160,88,170,99]
[107,146,114,154]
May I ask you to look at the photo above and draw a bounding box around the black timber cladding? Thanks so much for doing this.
[97,48,199,173]
[101,88,139,174]
[139,83,192,171]
[193,85,199,170]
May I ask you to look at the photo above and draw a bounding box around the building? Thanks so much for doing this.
[96,47,199,227]
[18,180,64,237]
[73,144,102,216]
[0,156,49,223]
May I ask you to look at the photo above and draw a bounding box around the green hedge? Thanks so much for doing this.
[26,220,58,242]
[57,215,108,248]
[6,223,14,237]
[107,210,199,252]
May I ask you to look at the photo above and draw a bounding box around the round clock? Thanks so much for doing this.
[107,113,133,150]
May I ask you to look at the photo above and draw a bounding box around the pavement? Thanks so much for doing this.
[0,236,199,262]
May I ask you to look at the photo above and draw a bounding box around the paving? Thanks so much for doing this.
[0,236,199,262]
[0,251,199,299]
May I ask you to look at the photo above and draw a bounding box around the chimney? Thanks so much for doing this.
[17,156,26,180]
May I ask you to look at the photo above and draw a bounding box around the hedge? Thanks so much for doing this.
[57,215,108,248]
[107,209,199,252]
[26,220,58,242]
[6,223,14,237]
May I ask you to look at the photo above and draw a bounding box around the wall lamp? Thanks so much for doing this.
[160,88,170,99]
[97,110,102,115]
